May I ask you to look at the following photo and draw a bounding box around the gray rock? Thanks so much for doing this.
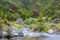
[7,29,19,37]
[0,26,3,38]
[19,28,49,37]
[51,17,59,23]
[19,28,32,37]
[53,18,59,23]
[2,32,9,38]
[16,18,23,24]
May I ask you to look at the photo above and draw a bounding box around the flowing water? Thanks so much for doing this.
[0,34,60,40]
[0,27,60,40]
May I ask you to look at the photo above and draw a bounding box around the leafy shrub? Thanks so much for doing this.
[24,18,38,25]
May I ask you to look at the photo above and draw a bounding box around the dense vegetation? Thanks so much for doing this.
[0,0,60,32]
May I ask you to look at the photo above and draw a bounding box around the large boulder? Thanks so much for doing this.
[2,32,9,38]
[7,28,19,37]
[19,28,31,37]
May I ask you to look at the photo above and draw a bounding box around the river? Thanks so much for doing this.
[0,34,60,40]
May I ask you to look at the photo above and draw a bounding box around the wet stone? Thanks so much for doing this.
[0,38,7,40]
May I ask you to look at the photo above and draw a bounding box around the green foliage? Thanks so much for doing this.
[0,0,60,31]
[18,9,31,20]
[0,0,60,21]
[24,18,37,25]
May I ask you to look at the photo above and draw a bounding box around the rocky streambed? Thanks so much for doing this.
[0,34,60,40]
